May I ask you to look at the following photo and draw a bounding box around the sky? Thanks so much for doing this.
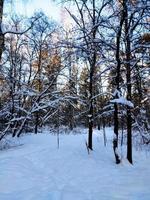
[4,0,62,21]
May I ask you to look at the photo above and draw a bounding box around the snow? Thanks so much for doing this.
[113,89,121,98]
[0,128,150,200]
[110,97,134,108]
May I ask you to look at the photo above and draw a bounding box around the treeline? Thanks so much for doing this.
[0,0,150,164]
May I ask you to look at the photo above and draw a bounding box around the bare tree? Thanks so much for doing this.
[65,0,111,150]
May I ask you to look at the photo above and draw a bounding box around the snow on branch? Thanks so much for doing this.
[110,97,134,108]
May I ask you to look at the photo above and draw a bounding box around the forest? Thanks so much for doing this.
[0,0,150,199]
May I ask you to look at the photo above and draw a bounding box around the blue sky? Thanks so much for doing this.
[4,0,61,21]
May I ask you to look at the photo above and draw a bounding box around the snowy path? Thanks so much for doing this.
[0,128,150,200]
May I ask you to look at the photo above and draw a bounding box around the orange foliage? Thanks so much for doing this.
[141,33,150,43]
[0,74,5,86]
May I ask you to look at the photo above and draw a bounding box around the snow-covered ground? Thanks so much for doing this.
[0,128,150,200]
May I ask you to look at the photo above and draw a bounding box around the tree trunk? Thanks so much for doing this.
[0,0,4,61]
[88,101,94,150]
[113,1,126,164]
[34,112,39,134]
[34,47,42,134]
[87,0,97,150]
[113,103,121,164]
[125,1,133,164]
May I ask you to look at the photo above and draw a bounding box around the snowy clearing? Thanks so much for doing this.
[0,128,150,200]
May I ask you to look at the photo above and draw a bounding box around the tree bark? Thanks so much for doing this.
[124,1,133,164]
[0,0,4,61]
[87,0,97,150]
[113,0,126,164]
